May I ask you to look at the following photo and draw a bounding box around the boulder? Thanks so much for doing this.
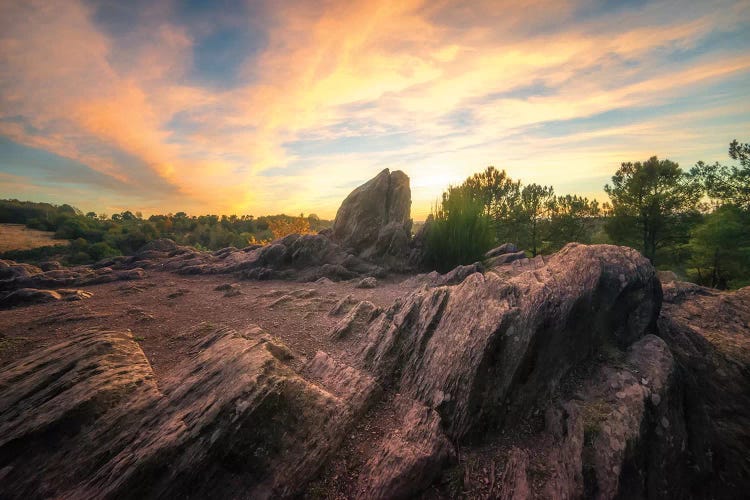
[486,250,526,268]
[39,261,63,271]
[332,169,412,264]
[484,243,518,259]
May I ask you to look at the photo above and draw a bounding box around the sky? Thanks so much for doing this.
[0,0,749,220]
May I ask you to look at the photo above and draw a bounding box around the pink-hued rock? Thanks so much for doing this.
[1,244,748,498]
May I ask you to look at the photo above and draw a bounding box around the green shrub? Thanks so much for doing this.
[89,242,121,261]
[424,185,495,272]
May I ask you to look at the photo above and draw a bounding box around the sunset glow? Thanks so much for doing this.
[1,0,749,219]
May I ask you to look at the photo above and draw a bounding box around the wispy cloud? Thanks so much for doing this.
[0,0,748,218]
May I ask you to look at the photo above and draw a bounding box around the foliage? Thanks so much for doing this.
[0,199,332,265]
[546,195,601,251]
[687,205,750,289]
[461,166,523,244]
[604,156,702,265]
[449,167,602,257]
[518,183,555,256]
[424,185,495,272]
[689,140,750,210]
[267,214,315,240]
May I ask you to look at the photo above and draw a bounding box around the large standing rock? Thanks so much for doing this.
[332,169,412,265]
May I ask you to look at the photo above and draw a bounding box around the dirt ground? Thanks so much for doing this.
[0,271,412,378]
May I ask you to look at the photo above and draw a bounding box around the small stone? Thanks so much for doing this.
[661,417,670,429]
[355,277,378,289]
[214,283,238,291]
[651,393,662,406]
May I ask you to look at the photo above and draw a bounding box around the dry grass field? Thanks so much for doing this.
[0,224,68,252]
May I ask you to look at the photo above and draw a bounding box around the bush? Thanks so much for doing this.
[424,186,495,272]
[89,242,120,261]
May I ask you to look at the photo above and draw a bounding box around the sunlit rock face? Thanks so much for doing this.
[332,168,412,269]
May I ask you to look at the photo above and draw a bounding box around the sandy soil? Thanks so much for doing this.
[0,223,68,252]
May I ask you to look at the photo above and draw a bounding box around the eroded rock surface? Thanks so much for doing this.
[103,233,387,283]
[356,243,660,439]
[1,243,748,499]
[0,258,138,308]
[0,259,145,290]
[657,281,750,498]
[0,325,376,499]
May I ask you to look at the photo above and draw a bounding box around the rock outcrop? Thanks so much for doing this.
[0,259,144,293]
[1,243,748,498]
[9,170,417,290]
[354,243,661,439]
[0,258,143,308]
[0,325,378,499]
[0,287,93,308]
[332,168,412,268]
[99,171,418,280]
[657,281,750,498]
[103,233,386,283]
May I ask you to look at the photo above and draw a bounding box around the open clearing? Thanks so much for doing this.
[0,223,68,252]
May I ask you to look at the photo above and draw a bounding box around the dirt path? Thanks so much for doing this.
[0,271,409,375]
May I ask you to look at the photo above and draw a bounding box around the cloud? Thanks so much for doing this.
[0,0,749,218]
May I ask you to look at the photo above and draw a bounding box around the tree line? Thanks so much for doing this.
[0,200,328,265]
[424,140,750,289]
